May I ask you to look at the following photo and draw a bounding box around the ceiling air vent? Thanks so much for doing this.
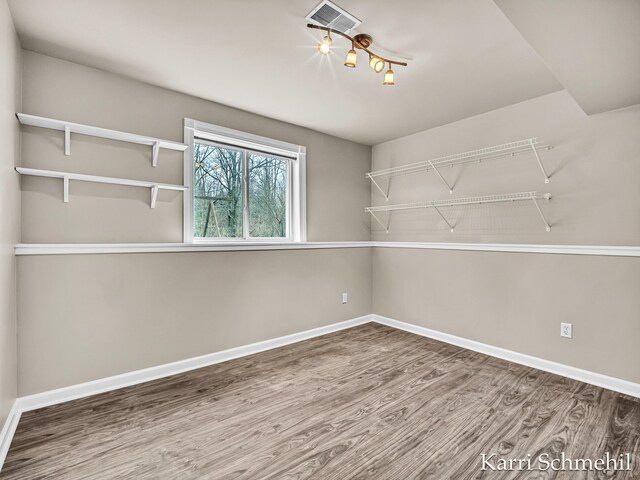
[305,0,361,33]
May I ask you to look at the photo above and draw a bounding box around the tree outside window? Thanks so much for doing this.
[193,142,288,239]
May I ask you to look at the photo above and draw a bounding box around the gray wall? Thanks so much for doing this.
[371,90,640,244]
[21,51,372,243]
[17,52,373,395]
[19,249,372,395]
[372,91,640,383]
[13,52,640,395]
[0,0,21,424]
[373,248,640,383]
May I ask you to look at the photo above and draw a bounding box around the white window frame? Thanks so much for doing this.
[183,118,306,243]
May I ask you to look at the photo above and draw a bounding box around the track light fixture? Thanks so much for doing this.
[308,23,407,85]
[344,41,357,67]
[383,64,395,85]
[369,55,385,73]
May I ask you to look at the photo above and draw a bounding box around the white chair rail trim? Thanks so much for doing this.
[14,241,640,256]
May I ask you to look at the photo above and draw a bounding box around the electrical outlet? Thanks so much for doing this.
[342,293,348,304]
[560,322,573,338]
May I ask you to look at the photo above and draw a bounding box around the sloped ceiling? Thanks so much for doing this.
[495,0,640,115]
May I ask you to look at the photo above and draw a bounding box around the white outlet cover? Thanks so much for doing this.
[342,293,348,304]
[560,322,573,338]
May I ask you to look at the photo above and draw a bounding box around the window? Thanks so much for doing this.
[184,119,306,242]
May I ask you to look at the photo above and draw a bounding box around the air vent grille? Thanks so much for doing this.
[306,0,361,33]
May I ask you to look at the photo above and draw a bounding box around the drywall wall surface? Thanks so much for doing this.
[17,52,374,395]
[20,51,372,243]
[371,90,640,385]
[373,247,640,384]
[18,248,372,395]
[371,90,640,245]
[0,0,21,425]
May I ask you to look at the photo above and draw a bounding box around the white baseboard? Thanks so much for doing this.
[2,313,638,473]
[372,314,640,398]
[0,401,21,472]
[17,313,639,411]
[18,315,373,412]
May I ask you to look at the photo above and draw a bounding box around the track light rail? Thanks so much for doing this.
[307,24,408,67]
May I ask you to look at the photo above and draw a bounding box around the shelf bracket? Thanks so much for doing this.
[368,210,390,233]
[531,194,551,231]
[63,176,70,203]
[428,161,453,194]
[530,139,550,184]
[150,185,159,209]
[152,141,160,167]
[432,205,455,232]
[64,125,71,156]
[367,174,389,201]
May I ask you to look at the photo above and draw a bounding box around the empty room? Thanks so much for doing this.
[1,0,639,478]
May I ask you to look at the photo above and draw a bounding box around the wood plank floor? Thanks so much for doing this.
[2,323,639,479]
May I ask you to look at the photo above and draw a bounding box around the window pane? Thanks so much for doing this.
[193,143,243,238]
[248,153,287,238]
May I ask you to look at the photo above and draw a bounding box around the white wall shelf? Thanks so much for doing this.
[17,113,189,167]
[366,191,552,233]
[16,167,188,209]
[367,138,552,199]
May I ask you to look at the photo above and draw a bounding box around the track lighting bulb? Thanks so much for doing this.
[383,66,395,85]
[344,49,357,68]
[369,55,385,73]
[344,44,357,67]
[318,33,332,55]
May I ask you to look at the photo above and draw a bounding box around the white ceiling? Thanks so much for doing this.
[495,0,640,115]
[7,0,566,145]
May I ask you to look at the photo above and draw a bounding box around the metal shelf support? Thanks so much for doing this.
[64,125,71,156]
[532,194,552,231]
[150,185,160,209]
[368,210,390,233]
[63,176,69,203]
[152,141,160,167]
[432,205,455,232]
[366,173,389,201]
[428,160,453,194]
[530,138,550,183]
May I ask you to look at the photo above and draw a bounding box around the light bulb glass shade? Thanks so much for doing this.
[383,68,395,85]
[369,56,385,73]
[318,33,332,55]
[344,49,357,68]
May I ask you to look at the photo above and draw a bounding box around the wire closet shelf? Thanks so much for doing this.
[366,191,552,233]
[367,138,552,199]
